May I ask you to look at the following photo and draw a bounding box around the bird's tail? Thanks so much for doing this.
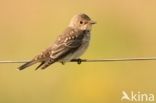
[40,59,55,70]
[18,60,38,70]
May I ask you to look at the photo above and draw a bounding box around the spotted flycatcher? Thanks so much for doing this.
[18,13,96,70]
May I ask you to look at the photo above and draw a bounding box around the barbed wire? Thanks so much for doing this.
[0,57,156,63]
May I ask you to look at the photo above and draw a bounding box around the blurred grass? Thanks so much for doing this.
[0,0,156,103]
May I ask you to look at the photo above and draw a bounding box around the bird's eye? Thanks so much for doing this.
[80,21,83,24]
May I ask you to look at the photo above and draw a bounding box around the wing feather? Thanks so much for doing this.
[33,27,85,69]
[49,27,84,60]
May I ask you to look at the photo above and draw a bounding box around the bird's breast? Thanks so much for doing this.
[61,32,90,61]
[70,32,90,58]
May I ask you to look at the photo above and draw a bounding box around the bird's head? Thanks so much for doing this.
[69,13,96,31]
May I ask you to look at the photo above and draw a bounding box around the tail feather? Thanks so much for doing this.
[41,59,55,70]
[18,60,38,70]
[35,61,45,70]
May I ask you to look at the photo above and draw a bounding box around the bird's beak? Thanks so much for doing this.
[89,20,96,24]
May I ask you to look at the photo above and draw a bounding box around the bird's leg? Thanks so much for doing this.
[77,58,82,64]
[60,61,65,65]
[71,58,82,64]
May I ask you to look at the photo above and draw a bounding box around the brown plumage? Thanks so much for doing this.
[18,13,96,70]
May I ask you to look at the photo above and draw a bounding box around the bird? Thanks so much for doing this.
[18,13,96,70]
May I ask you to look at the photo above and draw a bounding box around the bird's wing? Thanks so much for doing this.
[49,27,84,60]
[18,27,84,70]
[36,27,85,69]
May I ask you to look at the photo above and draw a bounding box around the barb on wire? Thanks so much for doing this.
[0,57,156,63]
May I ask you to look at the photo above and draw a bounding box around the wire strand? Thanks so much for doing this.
[1,57,156,63]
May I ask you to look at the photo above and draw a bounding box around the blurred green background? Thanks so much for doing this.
[0,0,156,103]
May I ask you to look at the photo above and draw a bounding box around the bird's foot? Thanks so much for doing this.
[71,58,82,64]
[60,61,65,65]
